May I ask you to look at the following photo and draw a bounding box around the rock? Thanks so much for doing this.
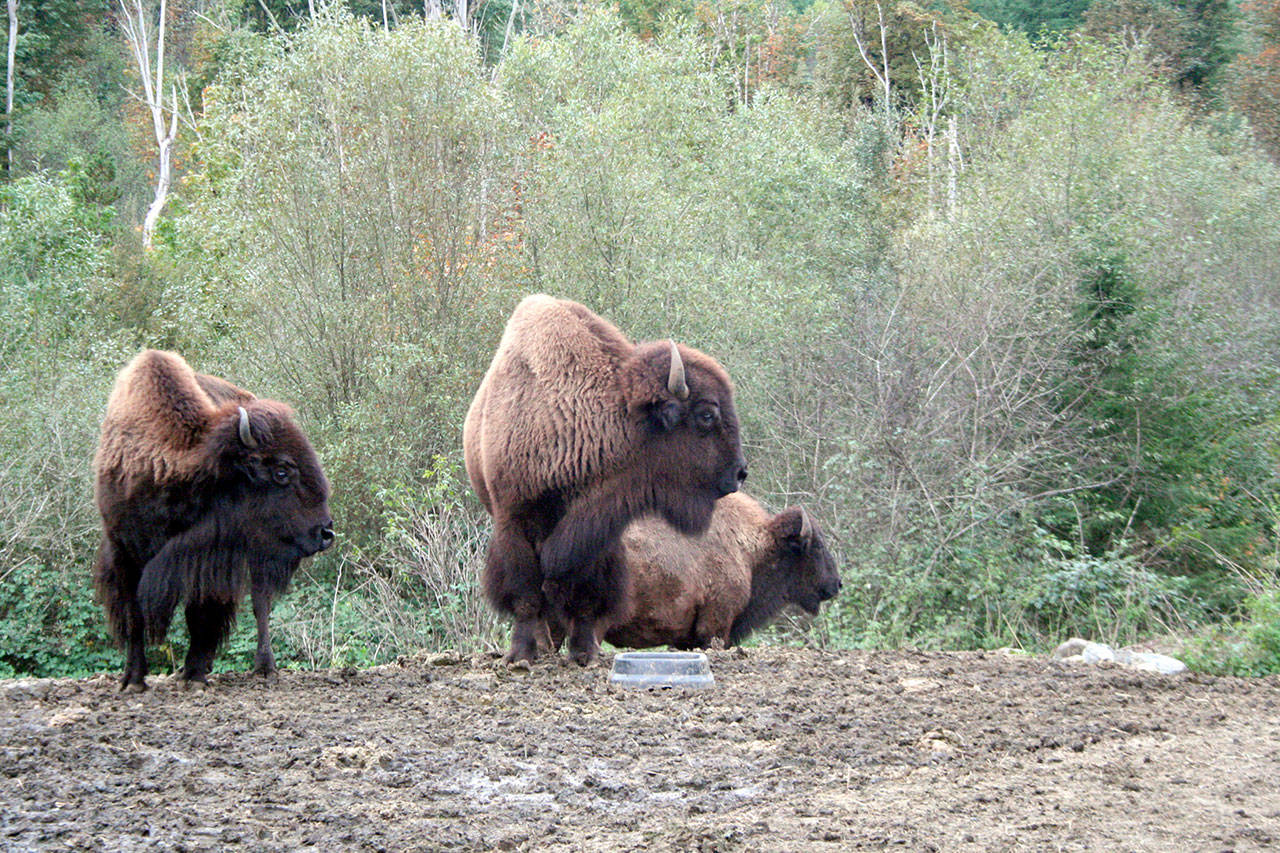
[1053,638,1115,663]
[1052,638,1186,674]
[425,651,462,666]
[1115,650,1187,675]
[3,678,54,702]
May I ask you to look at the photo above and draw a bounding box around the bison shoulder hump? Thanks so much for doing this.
[97,350,246,485]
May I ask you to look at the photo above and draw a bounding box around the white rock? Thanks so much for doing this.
[1054,638,1116,663]
[1115,650,1187,674]
[1053,637,1187,674]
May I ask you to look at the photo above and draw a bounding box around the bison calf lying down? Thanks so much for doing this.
[598,492,841,650]
[93,350,334,691]
[464,294,748,665]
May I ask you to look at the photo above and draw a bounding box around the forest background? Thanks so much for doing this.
[2,0,1279,679]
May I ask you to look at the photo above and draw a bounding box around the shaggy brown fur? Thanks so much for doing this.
[464,294,748,665]
[598,492,841,650]
[93,350,334,691]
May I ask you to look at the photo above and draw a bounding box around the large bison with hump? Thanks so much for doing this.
[93,350,334,691]
[464,294,748,665]
[598,491,842,650]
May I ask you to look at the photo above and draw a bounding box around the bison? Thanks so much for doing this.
[93,349,334,691]
[463,294,748,665]
[596,492,842,650]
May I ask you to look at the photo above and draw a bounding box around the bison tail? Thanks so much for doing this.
[91,537,131,646]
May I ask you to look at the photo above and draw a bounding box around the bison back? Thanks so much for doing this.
[601,495,767,648]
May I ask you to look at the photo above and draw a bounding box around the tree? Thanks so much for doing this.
[117,0,177,249]
[5,0,15,177]
[1229,0,1280,158]
[968,0,1091,33]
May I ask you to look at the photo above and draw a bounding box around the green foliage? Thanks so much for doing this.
[968,0,1091,33]
[1021,537,1197,642]
[10,0,111,100]
[1182,587,1280,675]
[0,563,116,679]
[0,173,105,357]
[0,171,134,680]
[2,6,1280,681]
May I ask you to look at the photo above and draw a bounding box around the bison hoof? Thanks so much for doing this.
[503,648,538,666]
[180,677,210,692]
[121,680,148,694]
[569,649,598,667]
[506,658,533,673]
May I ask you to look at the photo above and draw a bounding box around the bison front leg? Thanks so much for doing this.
[481,520,547,665]
[181,600,235,686]
[544,546,628,667]
[251,587,278,679]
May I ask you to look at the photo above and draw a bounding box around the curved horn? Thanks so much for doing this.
[238,406,258,449]
[798,507,813,542]
[667,340,689,400]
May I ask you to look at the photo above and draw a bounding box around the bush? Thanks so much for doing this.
[1182,588,1280,676]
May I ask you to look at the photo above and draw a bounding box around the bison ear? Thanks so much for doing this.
[770,507,812,551]
[646,400,683,433]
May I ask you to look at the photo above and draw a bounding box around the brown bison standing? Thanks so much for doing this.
[464,295,748,665]
[598,492,842,650]
[93,350,334,691]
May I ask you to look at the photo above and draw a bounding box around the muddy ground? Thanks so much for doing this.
[2,647,1279,852]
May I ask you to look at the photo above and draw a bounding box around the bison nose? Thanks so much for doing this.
[717,458,748,497]
[316,524,335,551]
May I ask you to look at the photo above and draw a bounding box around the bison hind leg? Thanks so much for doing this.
[482,521,548,665]
[94,538,151,691]
[507,616,550,665]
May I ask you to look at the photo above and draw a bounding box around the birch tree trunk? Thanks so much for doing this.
[850,1,892,133]
[118,0,178,250]
[5,0,16,177]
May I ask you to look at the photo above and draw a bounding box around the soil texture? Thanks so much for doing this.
[3,647,1279,851]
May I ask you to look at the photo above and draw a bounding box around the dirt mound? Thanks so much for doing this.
[3,647,1279,850]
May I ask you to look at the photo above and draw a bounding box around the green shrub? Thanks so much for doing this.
[1182,588,1280,676]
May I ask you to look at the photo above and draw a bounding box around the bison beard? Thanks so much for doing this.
[93,350,334,692]
[464,295,748,665]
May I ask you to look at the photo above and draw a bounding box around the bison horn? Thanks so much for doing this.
[238,406,258,449]
[799,507,812,542]
[667,340,689,400]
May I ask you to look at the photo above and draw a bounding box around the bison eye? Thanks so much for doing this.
[696,409,717,430]
[271,467,292,486]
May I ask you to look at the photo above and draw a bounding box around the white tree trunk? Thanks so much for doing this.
[119,0,178,250]
[946,114,960,216]
[5,0,16,175]
[850,1,892,132]
[141,86,178,245]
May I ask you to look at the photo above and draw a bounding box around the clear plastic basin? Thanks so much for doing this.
[608,651,715,689]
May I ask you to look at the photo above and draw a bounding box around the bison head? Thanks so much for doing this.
[767,506,841,615]
[211,402,334,577]
[625,340,748,534]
